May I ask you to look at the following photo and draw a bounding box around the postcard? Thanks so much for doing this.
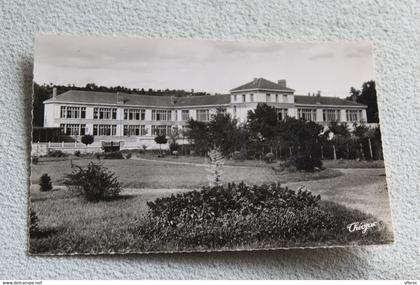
[29,35,393,254]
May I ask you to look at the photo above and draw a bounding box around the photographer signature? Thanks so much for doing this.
[347,221,378,234]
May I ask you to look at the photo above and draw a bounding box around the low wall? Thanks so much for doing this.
[31,137,189,156]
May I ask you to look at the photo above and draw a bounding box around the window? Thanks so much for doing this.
[276,108,288,121]
[283,94,288,103]
[80,107,86,119]
[298,108,317,121]
[250,94,254,102]
[60,123,65,134]
[93,107,117,119]
[151,125,171,136]
[92,124,116,136]
[174,110,178,121]
[242,94,246,102]
[80,124,86,135]
[182,110,190,121]
[60,124,85,135]
[346,110,362,122]
[60,106,84,118]
[152,109,172,121]
[266,94,271,102]
[233,106,237,116]
[60,106,66,118]
[234,95,237,102]
[196,109,210,122]
[323,109,340,122]
[123,125,146,136]
[275,94,279,103]
[124,108,145,120]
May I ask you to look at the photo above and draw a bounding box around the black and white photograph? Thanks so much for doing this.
[29,34,394,255]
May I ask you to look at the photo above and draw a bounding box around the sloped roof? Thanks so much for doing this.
[230,78,295,92]
[44,90,230,107]
[294,95,367,107]
[175,94,230,106]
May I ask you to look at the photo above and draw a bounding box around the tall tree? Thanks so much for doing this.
[208,112,244,155]
[347,81,378,123]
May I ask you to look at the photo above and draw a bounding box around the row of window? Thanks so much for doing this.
[233,94,288,103]
[59,123,184,137]
[60,106,86,119]
[60,124,86,136]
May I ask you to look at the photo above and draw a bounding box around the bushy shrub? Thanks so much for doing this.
[169,141,179,153]
[32,156,39,165]
[65,162,121,201]
[231,150,245,161]
[137,183,387,250]
[39,173,52,192]
[94,151,124,160]
[81,134,94,146]
[29,208,40,237]
[48,150,68,157]
[74,150,81,157]
[264,152,274,163]
[284,155,322,172]
[125,152,132,159]
[295,156,322,172]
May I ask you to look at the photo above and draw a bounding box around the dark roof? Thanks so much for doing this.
[230,78,295,92]
[294,95,367,107]
[174,94,230,106]
[44,90,230,107]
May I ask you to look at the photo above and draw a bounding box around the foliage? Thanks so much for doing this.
[169,142,179,153]
[32,156,39,165]
[264,152,274,163]
[103,151,124,159]
[81,135,94,146]
[47,150,68,157]
[293,155,323,172]
[206,147,225,187]
[64,162,121,201]
[347,81,378,123]
[185,119,209,156]
[29,208,40,237]
[39,173,53,192]
[208,113,246,155]
[74,150,81,157]
[137,183,387,250]
[154,135,168,151]
[247,104,278,148]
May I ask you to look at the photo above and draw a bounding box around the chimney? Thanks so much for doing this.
[117,92,125,104]
[52,87,57,100]
[316,91,321,104]
[277,79,286,88]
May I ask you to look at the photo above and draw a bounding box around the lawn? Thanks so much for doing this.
[31,157,342,189]
[29,185,393,254]
[29,156,392,254]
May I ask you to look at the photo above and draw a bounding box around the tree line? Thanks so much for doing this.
[184,104,383,161]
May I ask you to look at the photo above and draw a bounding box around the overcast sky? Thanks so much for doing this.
[34,34,374,97]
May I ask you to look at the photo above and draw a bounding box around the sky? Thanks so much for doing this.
[34,34,374,97]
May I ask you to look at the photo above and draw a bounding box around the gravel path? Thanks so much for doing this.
[284,168,393,230]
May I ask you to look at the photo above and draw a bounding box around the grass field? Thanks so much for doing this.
[29,156,392,254]
[31,157,342,189]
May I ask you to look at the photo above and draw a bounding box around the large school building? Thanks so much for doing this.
[42,78,367,149]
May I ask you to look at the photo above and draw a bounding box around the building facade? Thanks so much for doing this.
[43,78,367,149]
